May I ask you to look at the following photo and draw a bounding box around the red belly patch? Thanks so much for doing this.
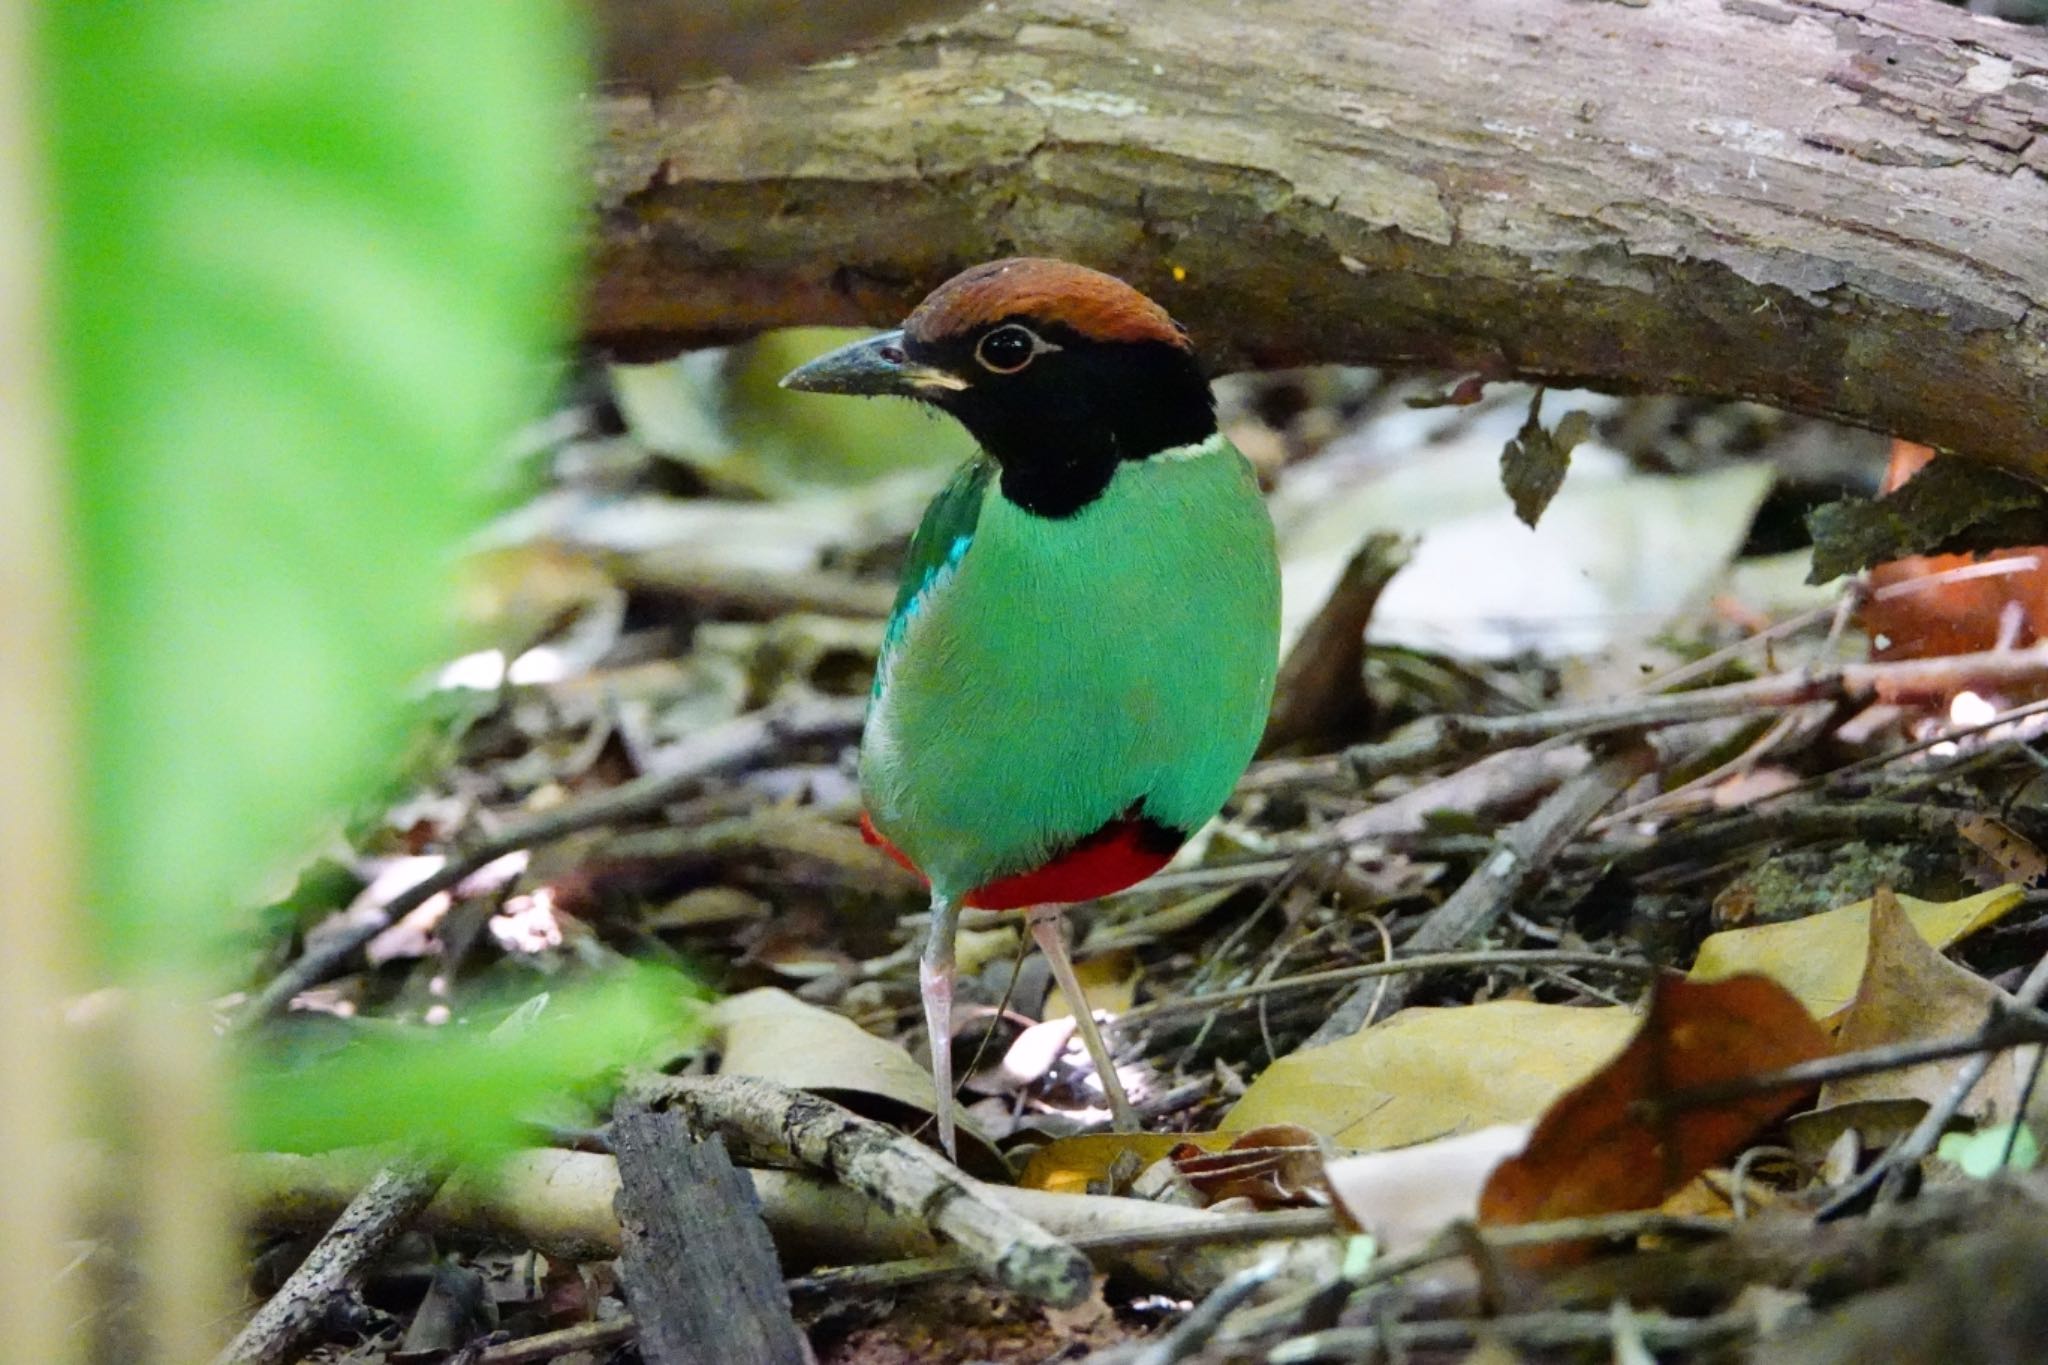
[860,810,1184,909]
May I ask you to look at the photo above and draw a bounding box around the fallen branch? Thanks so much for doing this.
[233,695,865,1027]
[627,1073,1092,1306]
[239,1145,1336,1299]
[587,0,2048,470]
[215,1155,445,1365]
[610,1107,804,1365]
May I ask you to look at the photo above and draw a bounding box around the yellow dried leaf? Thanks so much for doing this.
[1225,1001,1636,1151]
[1020,1132,1228,1195]
[1689,885,2022,1018]
[1042,948,1140,1021]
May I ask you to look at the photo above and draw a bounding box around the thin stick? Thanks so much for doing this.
[215,1156,445,1365]
[1303,742,1656,1046]
[785,1207,1337,1300]
[1823,944,2048,1217]
[1028,906,1139,1132]
[1343,643,2048,783]
[1116,949,1654,1027]
[475,1318,637,1365]
[1655,1011,2048,1115]
[1270,1307,1750,1361]
[233,695,864,1028]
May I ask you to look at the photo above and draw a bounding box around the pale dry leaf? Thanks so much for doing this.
[1323,1124,1531,1255]
[713,987,1004,1168]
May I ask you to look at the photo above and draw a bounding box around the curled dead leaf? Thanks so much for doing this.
[1478,974,1830,1264]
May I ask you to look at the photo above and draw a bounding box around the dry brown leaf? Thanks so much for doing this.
[1819,887,2038,1123]
[1169,1124,1328,1210]
[1477,975,1830,1261]
[1956,814,2048,885]
[1689,885,2022,1018]
[1861,440,2048,663]
[1226,1001,1636,1150]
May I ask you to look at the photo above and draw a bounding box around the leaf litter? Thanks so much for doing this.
[229,355,2048,1363]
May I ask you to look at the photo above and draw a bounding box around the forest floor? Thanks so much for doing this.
[223,348,2048,1365]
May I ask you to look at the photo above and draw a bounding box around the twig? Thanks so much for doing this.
[475,1318,636,1365]
[215,1155,446,1365]
[627,1072,1092,1306]
[1132,1251,1288,1365]
[233,696,864,1028]
[1654,1010,2048,1115]
[1599,800,1959,879]
[1302,742,1656,1046]
[1117,949,1654,1028]
[1343,644,2048,784]
[470,1210,1336,1361]
[1268,1308,1749,1361]
[606,561,895,619]
[785,1207,1338,1301]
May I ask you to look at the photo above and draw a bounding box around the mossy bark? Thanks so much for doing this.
[586,0,2048,472]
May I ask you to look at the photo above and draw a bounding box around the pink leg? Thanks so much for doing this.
[1027,905,1139,1132]
[920,893,962,1160]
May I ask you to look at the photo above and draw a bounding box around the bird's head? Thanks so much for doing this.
[780,258,1216,517]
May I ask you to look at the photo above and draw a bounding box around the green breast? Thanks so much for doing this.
[861,432,1280,900]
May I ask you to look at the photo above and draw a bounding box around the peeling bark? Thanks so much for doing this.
[587,0,2048,472]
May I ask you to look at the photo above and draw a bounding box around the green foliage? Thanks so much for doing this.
[41,3,581,975]
[239,966,704,1160]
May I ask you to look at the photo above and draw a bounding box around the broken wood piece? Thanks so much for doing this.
[611,1105,805,1365]
[628,1072,1093,1306]
[1260,532,1409,756]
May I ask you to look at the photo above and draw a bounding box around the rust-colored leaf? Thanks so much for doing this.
[1477,975,1829,1261]
[1168,1124,1329,1210]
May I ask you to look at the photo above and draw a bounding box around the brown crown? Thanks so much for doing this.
[903,258,1190,350]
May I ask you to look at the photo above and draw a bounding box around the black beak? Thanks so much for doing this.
[778,329,968,398]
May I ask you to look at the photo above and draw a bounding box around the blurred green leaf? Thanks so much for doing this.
[613,329,975,492]
[239,966,704,1160]
[42,3,580,973]
[1938,1123,2040,1178]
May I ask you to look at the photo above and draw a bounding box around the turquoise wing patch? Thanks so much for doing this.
[883,455,995,658]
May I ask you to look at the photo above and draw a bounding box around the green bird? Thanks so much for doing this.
[782,259,1280,1156]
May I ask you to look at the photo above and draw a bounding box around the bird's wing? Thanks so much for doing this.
[883,453,996,654]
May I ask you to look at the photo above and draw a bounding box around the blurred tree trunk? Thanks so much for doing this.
[586,0,2048,473]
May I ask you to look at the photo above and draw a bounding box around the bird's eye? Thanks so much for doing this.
[974,324,1042,375]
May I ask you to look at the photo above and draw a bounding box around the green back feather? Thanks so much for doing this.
[860,434,1280,900]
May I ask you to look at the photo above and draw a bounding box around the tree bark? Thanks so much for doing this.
[587,0,2048,473]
